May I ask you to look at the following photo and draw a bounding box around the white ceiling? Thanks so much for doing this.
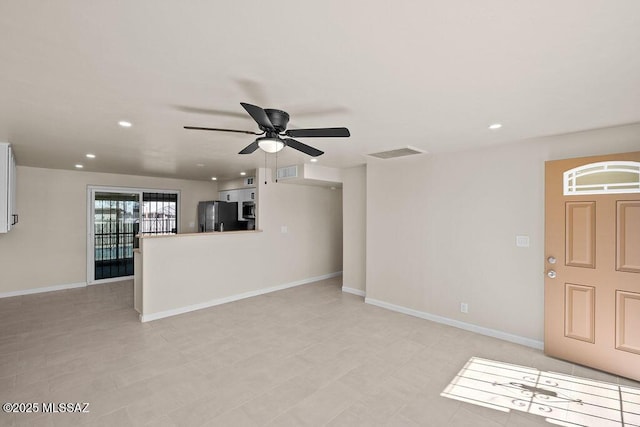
[1,1,639,181]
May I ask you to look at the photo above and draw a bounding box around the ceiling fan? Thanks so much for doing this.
[184,102,350,157]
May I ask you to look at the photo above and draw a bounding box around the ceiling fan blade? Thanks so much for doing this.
[174,105,247,119]
[285,127,350,138]
[239,141,259,154]
[183,126,262,135]
[284,138,324,157]
[240,102,275,130]
[290,106,349,117]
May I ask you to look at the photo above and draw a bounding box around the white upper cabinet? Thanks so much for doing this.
[239,188,256,201]
[0,143,17,233]
[219,190,239,202]
[219,188,256,203]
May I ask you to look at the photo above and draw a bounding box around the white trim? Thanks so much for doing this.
[0,282,86,298]
[88,276,133,286]
[342,286,366,297]
[364,297,544,350]
[140,271,343,322]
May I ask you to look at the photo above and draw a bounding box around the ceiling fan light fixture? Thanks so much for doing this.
[257,137,285,153]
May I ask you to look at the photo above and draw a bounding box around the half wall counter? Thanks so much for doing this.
[134,230,264,321]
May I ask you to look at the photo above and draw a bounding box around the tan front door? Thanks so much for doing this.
[545,151,640,381]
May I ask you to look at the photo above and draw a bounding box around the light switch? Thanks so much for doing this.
[281,225,288,234]
[516,235,530,248]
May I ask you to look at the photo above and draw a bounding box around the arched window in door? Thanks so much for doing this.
[563,161,640,196]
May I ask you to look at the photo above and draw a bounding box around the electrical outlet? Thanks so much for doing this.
[460,303,469,314]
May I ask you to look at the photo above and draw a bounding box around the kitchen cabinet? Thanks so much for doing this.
[238,188,256,202]
[218,188,255,203]
[0,143,17,233]
[218,190,238,203]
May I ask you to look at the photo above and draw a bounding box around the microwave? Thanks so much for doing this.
[242,201,255,219]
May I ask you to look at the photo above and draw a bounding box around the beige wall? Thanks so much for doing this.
[342,165,366,294]
[140,168,343,316]
[217,172,257,191]
[0,166,217,294]
[366,123,640,343]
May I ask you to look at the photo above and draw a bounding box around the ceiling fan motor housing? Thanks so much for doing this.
[264,109,290,132]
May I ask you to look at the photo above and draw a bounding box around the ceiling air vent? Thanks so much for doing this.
[276,165,298,180]
[368,147,426,159]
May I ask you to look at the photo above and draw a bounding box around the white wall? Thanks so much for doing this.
[140,168,343,317]
[342,165,366,294]
[0,166,217,294]
[366,123,640,343]
[217,172,257,191]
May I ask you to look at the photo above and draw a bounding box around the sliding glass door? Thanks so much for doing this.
[141,192,178,235]
[93,191,140,281]
[88,187,180,284]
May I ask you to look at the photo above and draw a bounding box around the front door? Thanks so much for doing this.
[544,151,640,381]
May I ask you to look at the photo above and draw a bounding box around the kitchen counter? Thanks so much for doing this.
[139,230,262,239]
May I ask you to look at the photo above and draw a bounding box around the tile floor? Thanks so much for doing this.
[1,277,638,426]
[442,357,640,426]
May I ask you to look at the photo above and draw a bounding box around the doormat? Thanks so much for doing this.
[441,357,640,426]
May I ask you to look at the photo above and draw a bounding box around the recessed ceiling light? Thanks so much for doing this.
[211,177,217,181]
[75,164,84,169]
[196,163,205,167]
[489,123,502,130]
[118,121,132,128]
[310,158,318,163]
[86,153,96,159]
[240,172,247,176]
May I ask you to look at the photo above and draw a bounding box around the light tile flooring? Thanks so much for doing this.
[442,357,640,426]
[1,277,638,426]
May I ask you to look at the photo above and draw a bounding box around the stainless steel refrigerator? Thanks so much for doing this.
[197,201,238,232]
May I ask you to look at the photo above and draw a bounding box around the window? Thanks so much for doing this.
[563,161,640,196]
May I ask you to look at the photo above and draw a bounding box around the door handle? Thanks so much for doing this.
[547,270,557,279]
[547,256,556,264]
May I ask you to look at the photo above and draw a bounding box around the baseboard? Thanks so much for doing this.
[342,286,366,297]
[140,271,343,322]
[88,276,133,286]
[365,297,544,350]
[0,282,87,298]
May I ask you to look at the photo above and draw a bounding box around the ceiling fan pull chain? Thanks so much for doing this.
[275,149,278,183]
[264,151,267,185]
